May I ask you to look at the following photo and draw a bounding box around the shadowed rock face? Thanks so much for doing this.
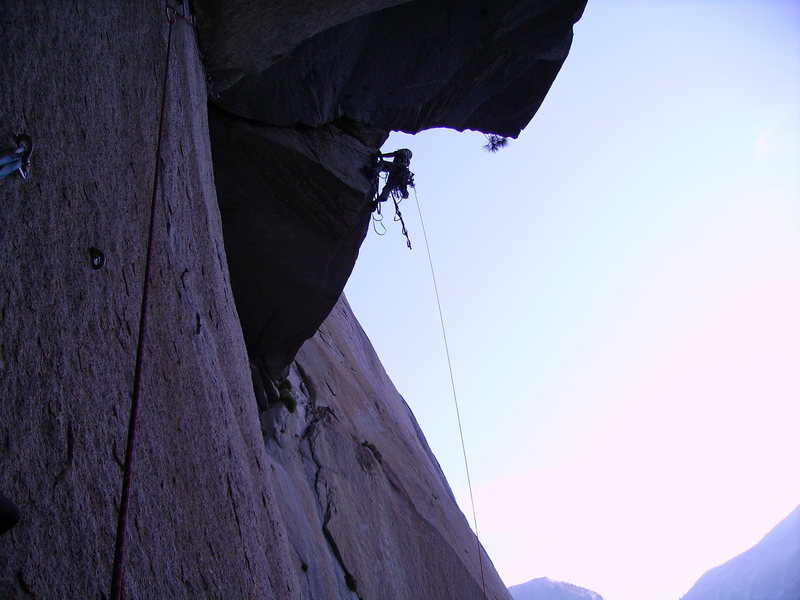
[208,106,387,376]
[191,0,409,92]
[198,0,586,136]
[199,0,587,374]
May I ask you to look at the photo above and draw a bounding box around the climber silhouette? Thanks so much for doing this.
[375,148,414,203]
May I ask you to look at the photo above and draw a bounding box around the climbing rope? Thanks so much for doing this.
[109,5,186,599]
[413,187,487,600]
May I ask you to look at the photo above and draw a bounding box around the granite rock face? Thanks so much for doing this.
[208,107,386,377]
[191,0,409,93]
[199,0,587,374]
[256,296,511,599]
[197,0,586,136]
[0,4,297,598]
[0,0,582,598]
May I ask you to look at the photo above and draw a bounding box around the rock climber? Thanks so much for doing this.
[0,491,20,535]
[0,134,33,180]
[375,148,414,203]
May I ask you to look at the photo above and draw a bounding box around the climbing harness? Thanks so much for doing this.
[109,5,193,599]
[0,134,33,180]
[413,186,487,600]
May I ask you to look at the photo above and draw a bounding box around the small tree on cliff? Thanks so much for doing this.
[483,134,509,152]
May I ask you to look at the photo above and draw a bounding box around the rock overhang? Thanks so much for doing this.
[195,0,588,374]
[198,0,588,137]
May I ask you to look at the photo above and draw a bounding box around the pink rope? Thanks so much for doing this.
[109,6,178,599]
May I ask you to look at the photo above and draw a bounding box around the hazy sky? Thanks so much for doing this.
[345,2,800,599]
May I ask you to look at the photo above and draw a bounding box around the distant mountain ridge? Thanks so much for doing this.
[680,504,800,600]
[509,577,604,600]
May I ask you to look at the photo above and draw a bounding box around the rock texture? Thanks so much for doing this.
[680,505,800,600]
[208,107,385,377]
[199,0,587,374]
[0,0,584,598]
[509,577,605,600]
[1,4,297,598]
[196,0,586,136]
[256,296,510,599]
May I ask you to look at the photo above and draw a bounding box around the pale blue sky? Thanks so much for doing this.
[345,2,800,599]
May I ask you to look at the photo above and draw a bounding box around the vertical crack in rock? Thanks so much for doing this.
[54,420,74,487]
[305,405,360,597]
[225,473,254,578]
[15,571,34,599]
